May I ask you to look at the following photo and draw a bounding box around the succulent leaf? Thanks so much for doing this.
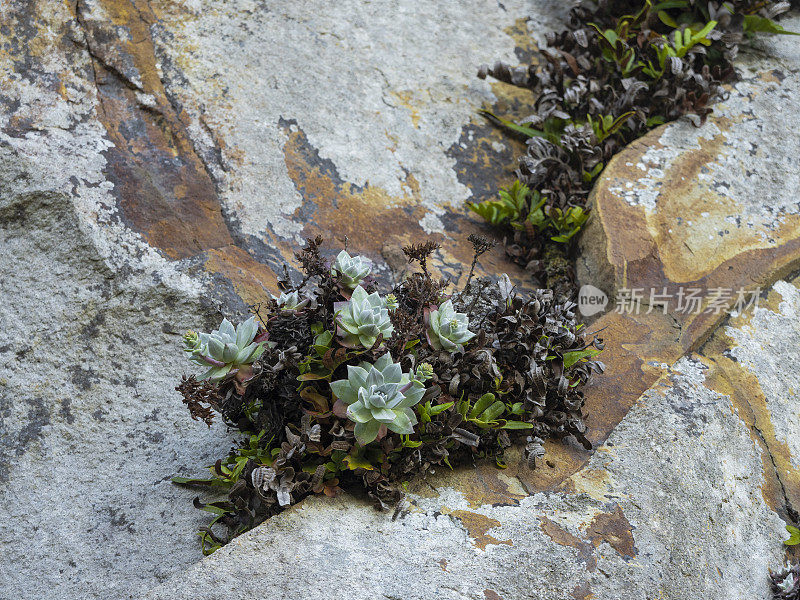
[184,316,266,382]
[331,250,372,291]
[274,290,310,311]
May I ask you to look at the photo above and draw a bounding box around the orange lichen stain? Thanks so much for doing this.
[72,0,232,259]
[503,17,540,65]
[204,245,279,306]
[432,458,528,508]
[559,467,614,502]
[389,91,422,128]
[439,558,448,571]
[584,505,637,559]
[540,517,596,568]
[699,288,800,521]
[445,509,513,551]
[570,581,595,600]
[280,120,533,291]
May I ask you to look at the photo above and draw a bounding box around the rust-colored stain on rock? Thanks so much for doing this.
[280,117,534,291]
[700,285,800,522]
[75,0,233,259]
[539,516,597,570]
[446,510,513,551]
[584,505,637,559]
[204,246,279,307]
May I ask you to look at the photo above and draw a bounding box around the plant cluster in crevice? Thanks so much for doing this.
[470,0,798,296]
[772,562,800,599]
[173,237,604,554]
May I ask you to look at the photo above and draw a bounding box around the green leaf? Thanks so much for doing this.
[480,109,547,139]
[501,421,535,430]
[785,524,800,545]
[743,15,800,36]
[343,451,374,471]
[469,393,496,419]
[313,330,333,356]
[480,400,507,423]
[401,435,423,449]
[563,347,602,370]
[297,371,329,381]
[657,10,678,28]
[429,401,454,416]
[403,339,420,350]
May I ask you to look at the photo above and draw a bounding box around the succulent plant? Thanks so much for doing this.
[330,353,427,445]
[415,362,434,382]
[274,290,309,311]
[771,563,800,599]
[183,316,266,382]
[385,293,399,311]
[331,250,372,291]
[334,285,394,348]
[425,299,475,352]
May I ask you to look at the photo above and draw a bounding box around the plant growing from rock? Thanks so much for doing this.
[330,353,428,444]
[335,285,394,348]
[771,562,800,599]
[173,236,604,554]
[471,0,797,295]
[425,300,475,352]
[331,250,372,292]
[183,316,266,389]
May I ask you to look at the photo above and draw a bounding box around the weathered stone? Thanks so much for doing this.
[577,15,800,350]
[3,0,800,598]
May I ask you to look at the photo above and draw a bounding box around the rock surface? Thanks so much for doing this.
[2,1,800,599]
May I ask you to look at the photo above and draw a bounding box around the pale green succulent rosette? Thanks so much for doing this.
[425,299,475,352]
[331,250,372,291]
[330,353,426,445]
[183,316,266,381]
[274,290,309,311]
[335,285,394,348]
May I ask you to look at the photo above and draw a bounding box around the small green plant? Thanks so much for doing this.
[274,290,309,311]
[547,206,590,243]
[586,112,635,144]
[784,524,800,546]
[425,299,476,352]
[469,181,589,243]
[642,20,717,78]
[468,179,531,226]
[771,562,800,599]
[331,250,372,291]
[182,316,265,382]
[335,285,394,348]
[330,354,428,445]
